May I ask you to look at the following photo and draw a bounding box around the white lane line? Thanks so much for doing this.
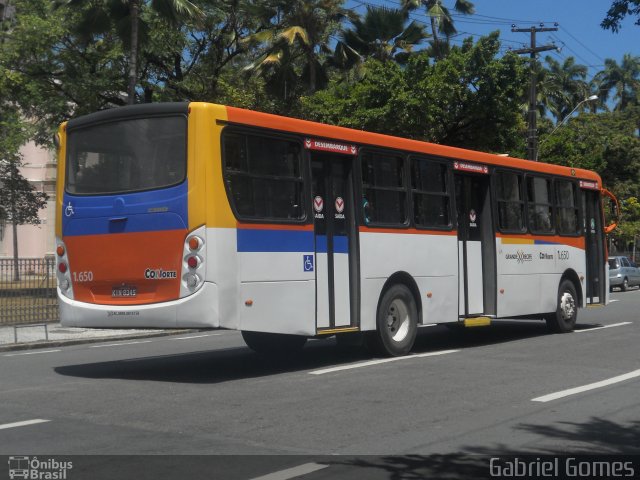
[0,419,50,430]
[4,349,61,357]
[574,322,632,333]
[89,340,153,348]
[309,349,459,375]
[532,369,640,402]
[249,463,328,480]
[609,299,620,303]
[170,333,222,340]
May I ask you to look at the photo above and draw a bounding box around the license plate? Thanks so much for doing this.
[112,286,137,298]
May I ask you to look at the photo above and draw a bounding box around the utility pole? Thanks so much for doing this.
[512,25,558,161]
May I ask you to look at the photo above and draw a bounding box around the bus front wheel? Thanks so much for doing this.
[368,284,418,356]
[241,331,307,356]
[546,279,578,333]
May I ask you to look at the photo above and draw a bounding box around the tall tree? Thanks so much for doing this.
[0,110,48,281]
[594,54,640,111]
[544,56,590,121]
[339,5,428,64]
[243,0,351,99]
[401,0,474,59]
[56,0,203,104]
[303,33,527,154]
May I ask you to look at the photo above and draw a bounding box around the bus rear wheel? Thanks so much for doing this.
[546,279,578,333]
[241,331,307,356]
[367,284,418,357]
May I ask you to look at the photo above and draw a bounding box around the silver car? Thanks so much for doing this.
[609,256,640,291]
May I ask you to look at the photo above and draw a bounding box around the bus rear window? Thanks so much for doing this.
[66,115,186,195]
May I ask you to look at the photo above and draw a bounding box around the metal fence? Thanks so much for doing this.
[0,257,59,326]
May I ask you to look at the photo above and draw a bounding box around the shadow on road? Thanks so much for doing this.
[55,320,582,385]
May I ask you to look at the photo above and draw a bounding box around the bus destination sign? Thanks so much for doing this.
[453,161,489,174]
[579,180,599,190]
[305,138,358,156]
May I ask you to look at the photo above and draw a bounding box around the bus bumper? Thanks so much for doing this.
[58,282,220,329]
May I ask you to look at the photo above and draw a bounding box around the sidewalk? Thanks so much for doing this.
[0,322,193,352]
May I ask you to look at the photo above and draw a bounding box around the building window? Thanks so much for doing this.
[527,176,554,234]
[496,171,525,232]
[361,151,407,226]
[410,158,451,228]
[223,132,305,222]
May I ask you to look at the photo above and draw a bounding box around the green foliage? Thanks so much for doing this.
[0,110,48,227]
[302,32,527,154]
[602,0,640,32]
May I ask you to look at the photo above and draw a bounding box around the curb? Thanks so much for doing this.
[0,329,199,353]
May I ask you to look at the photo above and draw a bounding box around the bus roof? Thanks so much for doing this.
[220,103,601,185]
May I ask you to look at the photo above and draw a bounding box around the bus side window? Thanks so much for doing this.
[526,176,554,234]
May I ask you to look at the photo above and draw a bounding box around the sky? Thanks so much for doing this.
[347,0,640,79]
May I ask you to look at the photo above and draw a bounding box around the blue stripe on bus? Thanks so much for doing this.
[62,182,188,236]
[333,235,349,254]
[237,228,315,252]
[534,240,559,245]
[236,230,349,254]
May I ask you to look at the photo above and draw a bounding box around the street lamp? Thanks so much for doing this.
[535,94,599,161]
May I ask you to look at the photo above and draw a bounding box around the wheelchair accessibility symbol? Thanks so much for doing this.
[303,255,314,272]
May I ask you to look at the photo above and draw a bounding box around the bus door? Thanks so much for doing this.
[454,166,496,317]
[583,188,605,303]
[310,152,359,332]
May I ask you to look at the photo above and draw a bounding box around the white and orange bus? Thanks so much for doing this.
[54,102,618,356]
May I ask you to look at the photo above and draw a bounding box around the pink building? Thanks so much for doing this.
[0,142,57,259]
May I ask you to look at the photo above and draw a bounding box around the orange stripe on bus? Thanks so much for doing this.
[496,232,586,250]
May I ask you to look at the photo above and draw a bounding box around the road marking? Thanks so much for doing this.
[574,322,631,333]
[170,334,222,340]
[532,369,640,402]
[4,349,61,357]
[0,419,50,430]
[609,299,619,303]
[249,463,328,480]
[90,340,153,348]
[309,349,459,375]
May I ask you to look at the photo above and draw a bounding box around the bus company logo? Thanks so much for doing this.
[144,268,177,280]
[505,250,533,263]
[8,456,73,479]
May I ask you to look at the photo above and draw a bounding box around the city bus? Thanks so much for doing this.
[54,102,618,356]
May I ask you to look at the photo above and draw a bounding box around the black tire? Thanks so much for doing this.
[546,279,578,333]
[367,284,418,356]
[621,277,629,292]
[241,331,307,356]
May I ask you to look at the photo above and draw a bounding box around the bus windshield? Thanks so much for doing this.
[66,115,187,195]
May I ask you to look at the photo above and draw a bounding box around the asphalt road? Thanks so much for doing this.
[1,291,639,478]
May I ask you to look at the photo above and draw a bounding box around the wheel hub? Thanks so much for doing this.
[560,292,576,320]
[387,299,410,341]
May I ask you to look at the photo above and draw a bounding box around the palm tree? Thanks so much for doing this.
[544,56,589,121]
[594,54,640,111]
[57,0,202,104]
[244,0,352,94]
[401,0,474,59]
[339,5,428,64]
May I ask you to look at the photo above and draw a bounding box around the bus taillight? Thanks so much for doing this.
[181,228,206,296]
[55,238,74,299]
